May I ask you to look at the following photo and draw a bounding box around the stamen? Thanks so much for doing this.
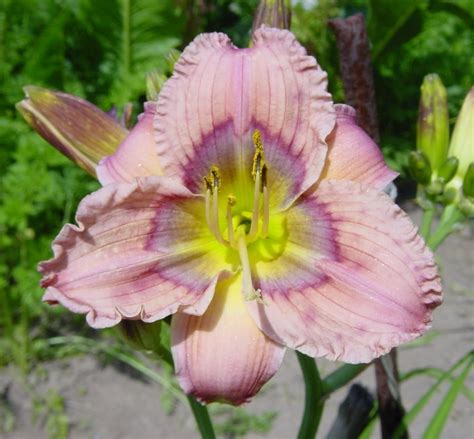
[237,234,263,302]
[247,170,261,240]
[227,194,236,246]
[248,130,265,240]
[204,166,228,246]
[211,188,228,246]
[251,130,265,179]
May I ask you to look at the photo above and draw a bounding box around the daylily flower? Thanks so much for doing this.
[38,28,442,405]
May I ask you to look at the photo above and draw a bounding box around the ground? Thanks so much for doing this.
[1,205,473,439]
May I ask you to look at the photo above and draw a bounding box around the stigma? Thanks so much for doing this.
[203,129,271,300]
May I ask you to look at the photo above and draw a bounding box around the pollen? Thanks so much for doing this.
[252,130,265,180]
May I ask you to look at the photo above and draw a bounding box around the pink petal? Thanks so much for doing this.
[171,275,285,405]
[321,104,398,189]
[39,177,229,328]
[155,27,335,208]
[97,102,163,185]
[247,180,442,363]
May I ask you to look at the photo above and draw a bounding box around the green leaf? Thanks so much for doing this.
[422,355,474,438]
[323,363,368,394]
[400,367,474,402]
[77,0,185,106]
[358,404,378,439]
[392,351,473,438]
[368,0,427,60]
[429,0,474,27]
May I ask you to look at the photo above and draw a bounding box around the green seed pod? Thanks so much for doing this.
[409,151,432,185]
[462,163,474,197]
[438,157,459,183]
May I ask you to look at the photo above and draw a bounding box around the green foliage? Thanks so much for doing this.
[76,0,185,106]
[367,0,473,174]
[211,405,277,437]
[32,389,69,439]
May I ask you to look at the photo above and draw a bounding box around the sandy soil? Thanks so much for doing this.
[1,205,473,439]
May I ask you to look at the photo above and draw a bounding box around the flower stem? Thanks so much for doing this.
[296,352,325,439]
[427,204,464,251]
[419,204,434,240]
[187,395,216,439]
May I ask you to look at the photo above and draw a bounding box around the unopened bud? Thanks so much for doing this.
[417,74,449,173]
[458,197,474,218]
[146,71,168,101]
[252,0,291,32]
[440,187,458,205]
[166,49,181,73]
[16,86,127,176]
[463,163,474,197]
[426,179,444,196]
[409,151,432,185]
[118,320,162,352]
[449,88,474,184]
[438,157,459,183]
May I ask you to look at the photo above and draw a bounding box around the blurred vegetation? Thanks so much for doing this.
[0,0,472,437]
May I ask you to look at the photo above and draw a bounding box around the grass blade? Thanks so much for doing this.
[401,367,474,402]
[393,351,473,439]
[422,356,473,438]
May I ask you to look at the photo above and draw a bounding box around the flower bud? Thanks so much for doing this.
[166,49,181,73]
[118,320,162,352]
[458,197,474,218]
[17,86,127,176]
[416,74,449,174]
[463,163,474,197]
[409,151,432,185]
[426,179,444,196]
[439,187,457,205]
[448,88,474,187]
[252,0,291,32]
[146,71,168,101]
[437,157,459,183]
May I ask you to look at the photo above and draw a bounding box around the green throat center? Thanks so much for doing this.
[203,130,272,301]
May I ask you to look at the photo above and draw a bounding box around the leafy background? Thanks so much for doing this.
[0,0,472,437]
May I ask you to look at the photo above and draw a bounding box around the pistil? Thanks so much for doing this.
[237,233,263,302]
[226,194,236,246]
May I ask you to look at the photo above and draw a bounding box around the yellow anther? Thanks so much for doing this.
[227,194,237,206]
[203,175,213,192]
[252,129,263,150]
[252,130,265,180]
[210,165,221,189]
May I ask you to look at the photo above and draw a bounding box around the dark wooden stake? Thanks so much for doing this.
[329,13,408,439]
